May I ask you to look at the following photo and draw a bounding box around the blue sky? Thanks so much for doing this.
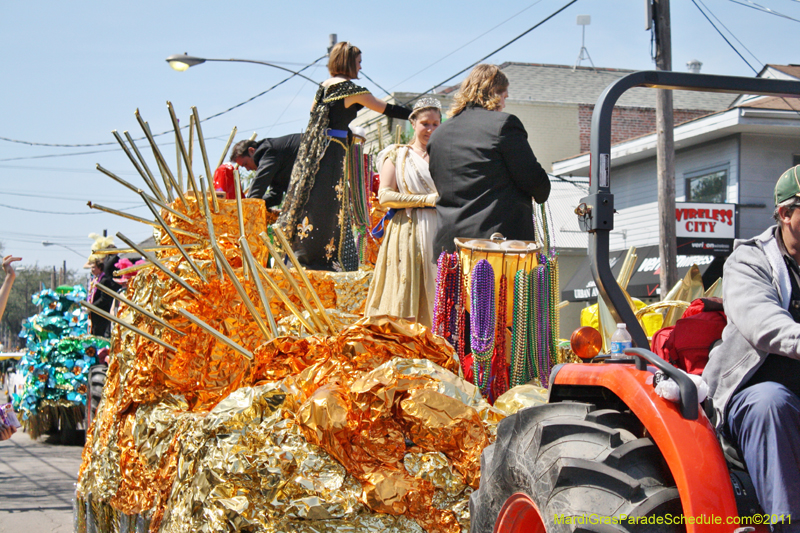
[1,0,798,273]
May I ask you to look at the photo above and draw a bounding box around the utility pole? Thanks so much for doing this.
[653,0,678,296]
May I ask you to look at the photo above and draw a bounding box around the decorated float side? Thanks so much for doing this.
[73,105,557,533]
[13,285,110,440]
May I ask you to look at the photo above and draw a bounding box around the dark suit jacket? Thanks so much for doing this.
[246,133,303,207]
[427,105,551,255]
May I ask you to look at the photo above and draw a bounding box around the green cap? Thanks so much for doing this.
[774,165,800,206]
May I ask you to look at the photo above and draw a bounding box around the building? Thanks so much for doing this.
[553,64,800,308]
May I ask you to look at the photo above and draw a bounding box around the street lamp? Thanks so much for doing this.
[165,54,320,85]
[42,241,84,259]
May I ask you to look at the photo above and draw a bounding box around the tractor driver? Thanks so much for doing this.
[704,164,800,531]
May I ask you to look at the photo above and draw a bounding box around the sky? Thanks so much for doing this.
[1,0,798,274]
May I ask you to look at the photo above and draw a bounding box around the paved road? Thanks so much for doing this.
[0,428,84,533]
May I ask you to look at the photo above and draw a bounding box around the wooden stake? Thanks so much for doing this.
[134,109,189,210]
[112,130,162,201]
[176,308,253,360]
[167,101,201,206]
[191,107,218,213]
[233,167,247,279]
[217,126,238,170]
[123,131,166,202]
[93,283,185,336]
[141,194,207,283]
[87,202,200,239]
[239,236,278,338]
[81,300,177,352]
[252,260,317,335]
[259,233,327,334]
[198,179,222,277]
[211,243,271,341]
[271,228,337,333]
[116,232,200,296]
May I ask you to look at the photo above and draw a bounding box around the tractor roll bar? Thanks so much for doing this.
[581,71,800,348]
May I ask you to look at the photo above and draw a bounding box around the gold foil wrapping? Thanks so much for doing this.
[77,195,500,533]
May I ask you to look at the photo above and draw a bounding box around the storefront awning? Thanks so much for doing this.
[562,246,725,302]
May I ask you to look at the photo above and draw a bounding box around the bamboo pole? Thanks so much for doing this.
[176,307,253,360]
[252,261,317,335]
[111,130,162,201]
[123,131,166,202]
[167,102,201,206]
[191,107,218,213]
[175,125,183,193]
[95,165,195,224]
[239,237,278,338]
[217,127,238,170]
[188,114,195,170]
[114,262,152,277]
[141,194,207,283]
[270,228,337,333]
[81,300,177,352]
[116,232,200,296]
[259,233,327,333]
[198,179,222,276]
[93,283,185,336]
[87,202,200,239]
[233,167,248,279]
[134,109,188,210]
[210,243,271,341]
[92,244,202,255]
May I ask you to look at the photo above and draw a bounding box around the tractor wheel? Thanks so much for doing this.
[470,402,683,533]
[86,364,107,428]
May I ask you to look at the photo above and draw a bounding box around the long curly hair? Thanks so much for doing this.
[447,64,509,118]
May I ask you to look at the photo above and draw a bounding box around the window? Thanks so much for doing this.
[686,168,727,203]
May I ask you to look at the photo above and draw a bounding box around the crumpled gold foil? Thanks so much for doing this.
[493,383,549,416]
[77,194,501,533]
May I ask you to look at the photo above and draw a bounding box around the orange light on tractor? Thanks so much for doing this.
[570,326,602,361]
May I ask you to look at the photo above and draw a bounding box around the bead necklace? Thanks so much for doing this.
[433,252,460,345]
[470,260,495,395]
[510,269,529,387]
[491,272,509,401]
[527,266,540,385]
[456,267,468,375]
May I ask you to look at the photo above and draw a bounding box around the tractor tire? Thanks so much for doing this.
[86,364,107,427]
[470,402,683,533]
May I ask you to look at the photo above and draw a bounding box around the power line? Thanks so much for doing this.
[0,202,145,215]
[696,0,763,67]
[388,0,546,90]
[0,55,327,150]
[727,0,800,23]
[690,0,759,74]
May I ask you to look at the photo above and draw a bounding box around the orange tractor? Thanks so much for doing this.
[470,71,800,532]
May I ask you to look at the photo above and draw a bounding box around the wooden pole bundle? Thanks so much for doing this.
[93,283,185,336]
[111,130,163,202]
[116,232,200,296]
[167,101,201,209]
[198,180,222,276]
[259,233,327,334]
[210,243,272,341]
[271,227,337,333]
[123,131,166,202]
[81,300,177,352]
[251,260,317,335]
[239,237,279,338]
[134,109,188,209]
[87,202,199,239]
[140,194,207,283]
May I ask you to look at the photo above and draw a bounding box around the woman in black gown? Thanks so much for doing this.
[276,42,411,271]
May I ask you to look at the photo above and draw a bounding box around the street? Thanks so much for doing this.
[0,425,83,533]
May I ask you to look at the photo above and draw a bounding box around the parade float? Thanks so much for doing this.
[13,285,109,441]
[74,104,562,533]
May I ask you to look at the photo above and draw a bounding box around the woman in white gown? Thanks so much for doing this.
[364,98,442,327]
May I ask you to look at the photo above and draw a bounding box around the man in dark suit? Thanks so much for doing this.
[231,134,303,208]
[427,64,551,256]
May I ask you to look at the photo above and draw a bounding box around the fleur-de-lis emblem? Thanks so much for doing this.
[324,238,336,260]
[297,217,314,240]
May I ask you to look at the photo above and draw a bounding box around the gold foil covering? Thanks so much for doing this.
[77,194,501,533]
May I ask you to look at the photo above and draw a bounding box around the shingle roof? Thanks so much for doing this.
[497,62,736,111]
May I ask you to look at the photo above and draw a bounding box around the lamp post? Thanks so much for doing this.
[42,241,84,259]
[165,54,320,85]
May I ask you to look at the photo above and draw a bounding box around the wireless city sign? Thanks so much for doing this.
[675,202,736,255]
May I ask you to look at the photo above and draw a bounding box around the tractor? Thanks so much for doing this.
[470,71,800,532]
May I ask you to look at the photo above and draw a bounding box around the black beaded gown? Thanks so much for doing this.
[276,80,368,271]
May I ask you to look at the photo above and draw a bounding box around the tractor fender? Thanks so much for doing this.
[550,362,739,532]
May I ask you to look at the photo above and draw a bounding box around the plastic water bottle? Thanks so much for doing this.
[610,323,632,358]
